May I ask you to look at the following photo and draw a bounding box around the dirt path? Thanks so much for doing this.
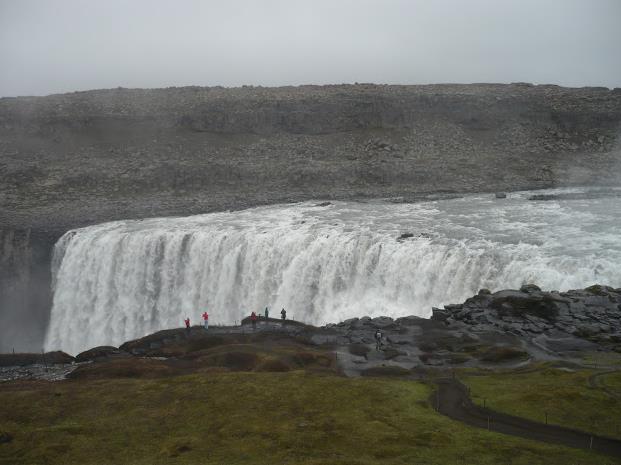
[432,378,621,459]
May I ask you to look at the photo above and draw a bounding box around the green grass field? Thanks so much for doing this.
[463,366,621,441]
[0,371,617,465]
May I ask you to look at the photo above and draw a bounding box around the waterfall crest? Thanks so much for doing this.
[45,191,621,354]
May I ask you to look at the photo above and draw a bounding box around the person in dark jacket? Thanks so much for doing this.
[251,311,258,330]
[184,317,191,336]
[374,329,382,351]
[280,308,286,324]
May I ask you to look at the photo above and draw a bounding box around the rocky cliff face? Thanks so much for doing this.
[1,83,620,351]
[2,83,620,233]
[0,229,53,352]
[432,284,621,352]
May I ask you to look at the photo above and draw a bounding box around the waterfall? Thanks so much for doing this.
[45,190,621,355]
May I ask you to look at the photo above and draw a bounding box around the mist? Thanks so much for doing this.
[1,0,620,97]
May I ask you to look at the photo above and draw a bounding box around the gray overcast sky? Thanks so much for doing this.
[1,0,620,97]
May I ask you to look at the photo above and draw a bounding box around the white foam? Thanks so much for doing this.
[45,188,621,354]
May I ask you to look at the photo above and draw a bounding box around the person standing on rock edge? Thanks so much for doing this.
[264,306,269,322]
[281,308,286,324]
[184,317,191,336]
[251,311,257,330]
[202,311,209,331]
[375,329,382,351]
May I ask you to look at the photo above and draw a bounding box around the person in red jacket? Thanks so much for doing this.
[250,311,257,330]
[202,311,209,331]
[184,317,191,336]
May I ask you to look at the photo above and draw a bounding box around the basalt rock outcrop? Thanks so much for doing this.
[432,284,621,351]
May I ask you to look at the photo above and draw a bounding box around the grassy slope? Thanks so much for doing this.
[0,372,614,465]
[464,367,621,441]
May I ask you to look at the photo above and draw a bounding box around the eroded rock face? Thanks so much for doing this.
[432,285,621,348]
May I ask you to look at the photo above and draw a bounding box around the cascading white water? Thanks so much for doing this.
[45,188,621,354]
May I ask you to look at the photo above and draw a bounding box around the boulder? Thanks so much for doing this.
[342,317,359,327]
[431,307,450,321]
[371,316,395,328]
[489,290,565,320]
[520,283,542,293]
[75,346,120,363]
[395,315,424,326]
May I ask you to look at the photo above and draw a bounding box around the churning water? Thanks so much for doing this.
[45,188,621,354]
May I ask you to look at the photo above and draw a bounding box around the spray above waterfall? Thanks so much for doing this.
[45,188,621,355]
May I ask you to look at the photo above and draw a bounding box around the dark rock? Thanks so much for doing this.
[348,343,370,358]
[371,316,395,328]
[0,432,13,444]
[315,202,332,207]
[585,284,616,296]
[573,324,602,337]
[382,347,407,360]
[431,307,450,321]
[495,192,507,199]
[75,346,119,363]
[489,290,563,320]
[395,315,424,326]
[342,317,359,326]
[478,346,528,363]
[361,365,410,377]
[419,353,443,366]
[0,351,74,367]
[417,342,438,352]
[387,334,411,345]
[478,289,492,295]
[520,283,542,293]
[42,351,75,364]
[397,232,414,241]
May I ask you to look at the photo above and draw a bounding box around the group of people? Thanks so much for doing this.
[182,310,385,351]
[183,310,209,334]
[250,307,287,329]
[183,307,287,334]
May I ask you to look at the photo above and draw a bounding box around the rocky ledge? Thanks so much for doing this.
[432,284,621,350]
[1,284,619,381]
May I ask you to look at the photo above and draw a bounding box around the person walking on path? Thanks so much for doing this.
[281,308,287,324]
[264,306,269,322]
[374,329,383,351]
[202,311,209,331]
[251,311,258,330]
[184,317,191,337]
